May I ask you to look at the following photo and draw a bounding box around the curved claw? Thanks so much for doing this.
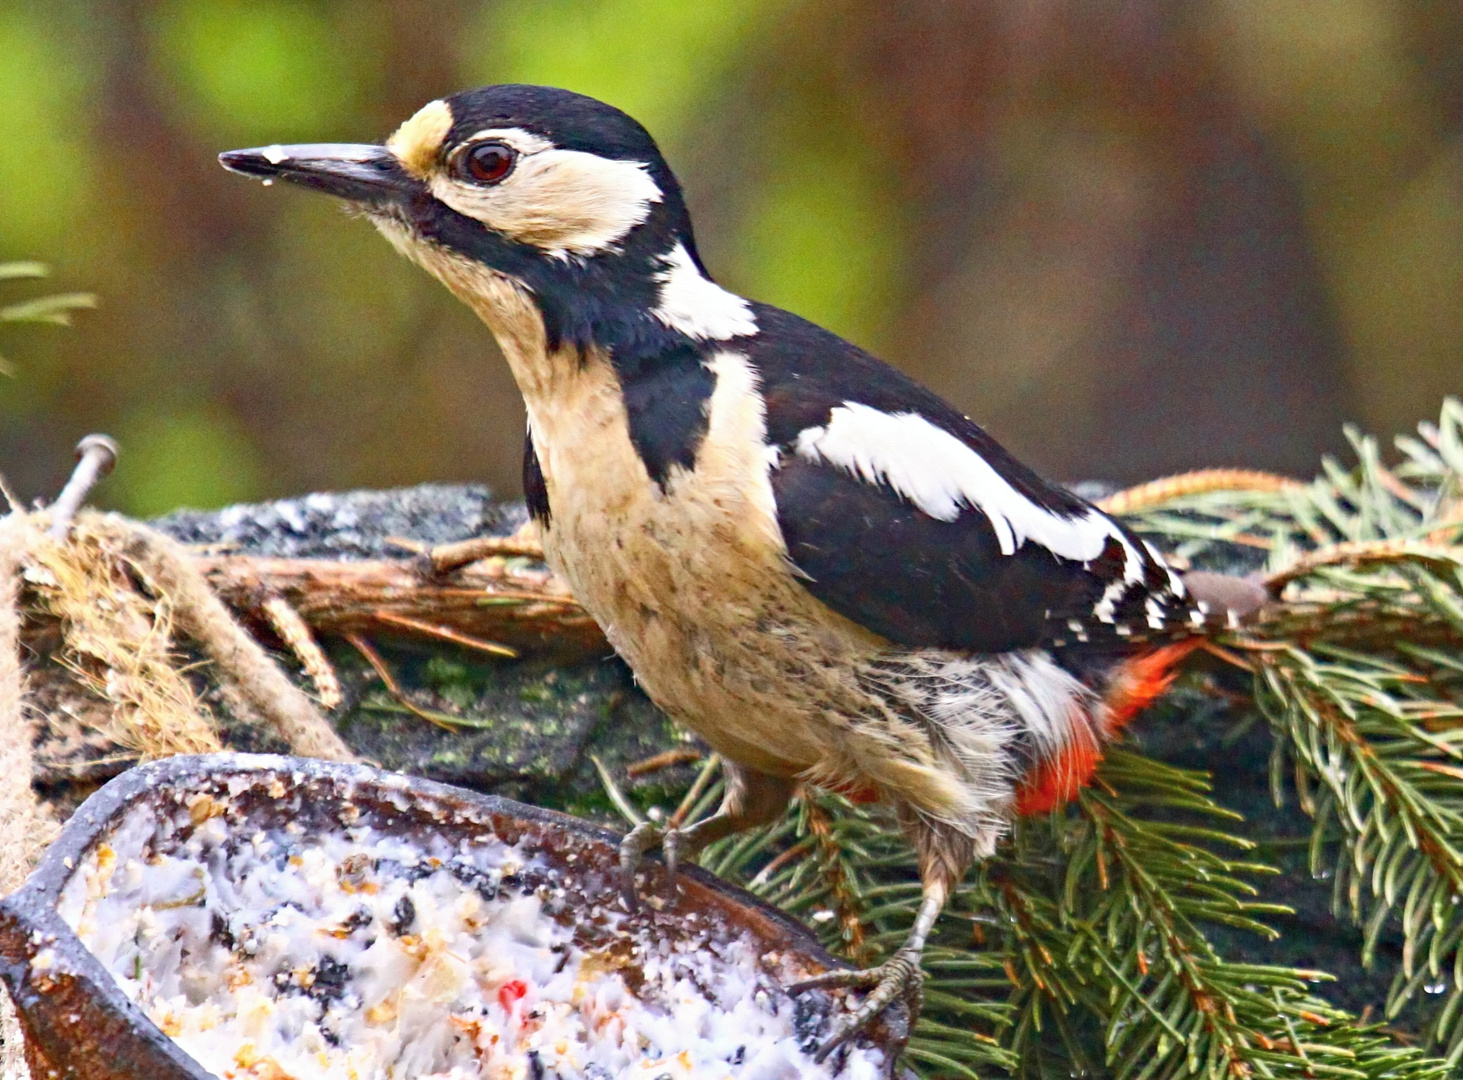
[787,967,872,994]
[790,950,925,1064]
[662,825,686,883]
[618,821,664,913]
[619,819,709,911]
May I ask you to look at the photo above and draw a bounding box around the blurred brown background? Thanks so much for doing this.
[1,0,1460,516]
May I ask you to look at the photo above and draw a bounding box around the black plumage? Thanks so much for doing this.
[218,84,1260,1058]
[523,431,551,525]
[612,342,715,490]
[747,304,1090,520]
[771,453,1111,653]
[384,87,1194,657]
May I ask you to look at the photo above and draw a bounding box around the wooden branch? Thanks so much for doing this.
[193,551,607,659]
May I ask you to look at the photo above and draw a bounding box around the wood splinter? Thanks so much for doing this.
[260,594,343,710]
[626,747,705,777]
[370,610,518,659]
[422,521,546,576]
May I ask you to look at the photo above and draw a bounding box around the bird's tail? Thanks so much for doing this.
[1014,574,1266,816]
[1180,569,1269,630]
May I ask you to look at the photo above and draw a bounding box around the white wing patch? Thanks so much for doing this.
[794,402,1145,582]
[651,243,758,340]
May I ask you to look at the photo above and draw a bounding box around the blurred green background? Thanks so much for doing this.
[1,0,1460,515]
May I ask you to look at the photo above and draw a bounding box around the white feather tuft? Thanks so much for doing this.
[864,650,1096,849]
[651,243,758,340]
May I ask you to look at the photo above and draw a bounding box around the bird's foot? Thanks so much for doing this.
[617,819,700,912]
[788,947,925,1063]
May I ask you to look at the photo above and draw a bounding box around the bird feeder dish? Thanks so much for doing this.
[0,754,907,1079]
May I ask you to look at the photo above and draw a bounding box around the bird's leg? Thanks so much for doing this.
[790,813,974,1061]
[789,880,946,1062]
[619,762,793,911]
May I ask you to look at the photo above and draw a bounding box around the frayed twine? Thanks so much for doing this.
[6,509,355,764]
[0,434,359,1075]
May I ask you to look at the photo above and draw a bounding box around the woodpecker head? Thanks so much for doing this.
[220,85,754,362]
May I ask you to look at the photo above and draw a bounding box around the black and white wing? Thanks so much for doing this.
[746,305,1198,655]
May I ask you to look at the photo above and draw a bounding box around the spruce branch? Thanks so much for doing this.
[1120,398,1463,1064]
[698,748,1442,1078]
[980,749,1415,1080]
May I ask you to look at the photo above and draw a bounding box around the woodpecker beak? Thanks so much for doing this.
[218,143,414,205]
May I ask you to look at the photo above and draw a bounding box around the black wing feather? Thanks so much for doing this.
[772,454,1127,651]
[744,303,1188,655]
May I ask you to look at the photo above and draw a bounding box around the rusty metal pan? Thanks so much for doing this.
[0,753,908,1079]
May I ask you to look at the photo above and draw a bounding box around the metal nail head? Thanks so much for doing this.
[47,433,119,539]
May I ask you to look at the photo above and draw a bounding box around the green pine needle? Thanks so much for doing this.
[0,260,97,374]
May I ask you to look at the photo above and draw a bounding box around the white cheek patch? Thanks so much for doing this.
[652,243,757,340]
[794,402,1145,580]
[429,147,663,258]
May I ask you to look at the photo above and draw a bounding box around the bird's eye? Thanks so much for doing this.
[461,142,516,185]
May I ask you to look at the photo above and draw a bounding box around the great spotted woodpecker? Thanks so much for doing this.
[221,85,1265,1058]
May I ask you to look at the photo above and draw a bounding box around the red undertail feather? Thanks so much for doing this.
[1014,639,1202,816]
[1012,728,1101,815]
[1098,639,1204,735]
[830,778,882,805]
